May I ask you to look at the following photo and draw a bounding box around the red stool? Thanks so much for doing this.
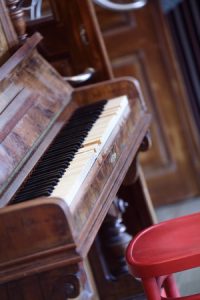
[126,212,200,300]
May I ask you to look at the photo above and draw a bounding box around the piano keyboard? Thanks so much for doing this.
[12,96,129,206]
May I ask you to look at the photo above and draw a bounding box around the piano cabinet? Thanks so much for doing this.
[0,35,156,299]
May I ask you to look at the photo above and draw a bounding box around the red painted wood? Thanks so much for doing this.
[126,212,200,299]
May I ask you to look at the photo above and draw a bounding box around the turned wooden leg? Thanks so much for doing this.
[118,160,157,236]
[98,197,132,278]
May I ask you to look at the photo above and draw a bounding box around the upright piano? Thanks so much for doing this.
[0,33,155,299]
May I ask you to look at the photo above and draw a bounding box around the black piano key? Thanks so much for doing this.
[20,170,66,189]
[16,181,59,197]
[18,185,55,197]
[42,134,88,155]
[63,114,102,128]
[45,140,83,152]
[12,100,107,203]
[56,126,95,140]
[31,168,66,179]
[34,152,75,168]
[14,189,52,203]
[21,166,69,188]
[47,139,84,154]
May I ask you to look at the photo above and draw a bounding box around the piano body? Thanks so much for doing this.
[0,33,155,299]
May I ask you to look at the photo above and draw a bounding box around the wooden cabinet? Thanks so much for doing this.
[95,0,200,205]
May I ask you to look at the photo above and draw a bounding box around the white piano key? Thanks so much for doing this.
[52,150,97,201]
[51,95,129,206]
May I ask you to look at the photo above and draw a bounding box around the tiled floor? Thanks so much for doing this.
[156,197,200,296]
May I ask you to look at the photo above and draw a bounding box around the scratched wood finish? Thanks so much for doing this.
[0,34,73,204]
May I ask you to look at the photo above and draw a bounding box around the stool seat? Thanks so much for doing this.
[126,212,200,279]
[126,212,200,299]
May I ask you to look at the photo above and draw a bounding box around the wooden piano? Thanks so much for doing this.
[0,33,155,299]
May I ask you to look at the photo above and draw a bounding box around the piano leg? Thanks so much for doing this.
[88,156,156,299]
[119,133,157,236]
[119,164,157,236]
[96,198,132,279]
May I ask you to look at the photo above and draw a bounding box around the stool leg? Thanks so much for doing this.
[142,277,161,300]
[164,274,180,297]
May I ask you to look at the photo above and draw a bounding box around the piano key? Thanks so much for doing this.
[12,100,107,203]
[21,170,66,187]
[37,151,77,166]
[12,96,129,204]
[51,150,97,201]
[15,184,58,198]
[51,96,129,205]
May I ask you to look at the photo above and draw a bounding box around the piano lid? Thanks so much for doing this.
[0,33,73,200]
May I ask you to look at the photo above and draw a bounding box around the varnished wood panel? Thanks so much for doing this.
[96,0,200,205]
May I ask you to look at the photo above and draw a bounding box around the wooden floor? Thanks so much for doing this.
[131,196,200,299]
